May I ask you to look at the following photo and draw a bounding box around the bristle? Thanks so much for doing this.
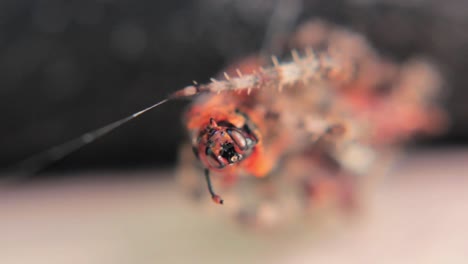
[305,47,316,60]
[168,48,346,98]
[271,55,280,67]
[291,49,301,63]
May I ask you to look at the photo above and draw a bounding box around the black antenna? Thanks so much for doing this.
[204,168,223,204]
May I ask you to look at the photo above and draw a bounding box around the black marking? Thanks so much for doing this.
[217,120,236,128]
[242,123,258,143]
[220,142,238,164]
[205,147,224,168]
[208,128,217,137]
[205,147,213,156]
[234,109,260,143]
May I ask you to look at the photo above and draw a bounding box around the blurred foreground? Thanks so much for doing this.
[1,148,467,264]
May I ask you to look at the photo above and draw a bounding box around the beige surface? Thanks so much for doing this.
[1,149,467,264]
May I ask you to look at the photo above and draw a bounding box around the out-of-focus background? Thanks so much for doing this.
[0,0,467,173]
[1,150,468,264]
[0,1,468,263]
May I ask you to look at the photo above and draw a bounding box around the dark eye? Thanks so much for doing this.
[228,129,247,150]
[205,148,222,168]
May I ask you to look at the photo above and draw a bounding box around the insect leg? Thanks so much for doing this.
[204,168,223,205]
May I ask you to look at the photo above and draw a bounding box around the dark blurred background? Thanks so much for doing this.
[0,0,467,175]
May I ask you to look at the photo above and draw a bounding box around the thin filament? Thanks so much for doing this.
[12,98,170,174]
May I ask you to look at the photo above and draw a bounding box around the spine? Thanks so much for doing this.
[172,49,353,98]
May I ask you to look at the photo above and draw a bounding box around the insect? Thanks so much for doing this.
[175,20,447,226]
[12,20,446,227]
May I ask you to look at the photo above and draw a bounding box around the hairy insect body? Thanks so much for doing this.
[177,21,446,227]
